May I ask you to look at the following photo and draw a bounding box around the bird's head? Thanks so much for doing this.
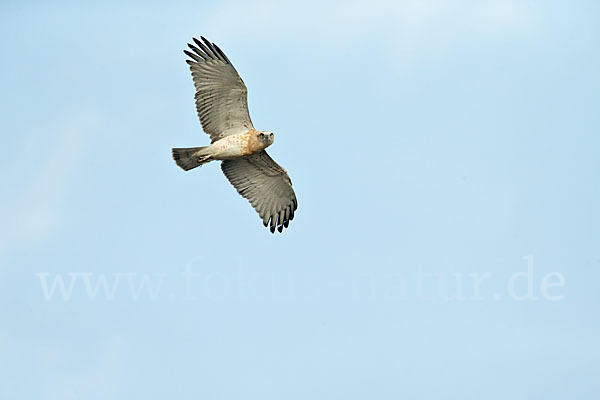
[257,131,274,147]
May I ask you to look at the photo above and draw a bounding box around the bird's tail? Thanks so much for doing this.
[172,146,212,171]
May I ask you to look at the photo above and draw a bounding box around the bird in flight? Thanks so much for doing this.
[172,37,297,233]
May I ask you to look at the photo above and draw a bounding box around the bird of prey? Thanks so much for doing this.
[172,37,297,233]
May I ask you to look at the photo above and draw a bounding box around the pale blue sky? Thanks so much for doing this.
[1,1,599,399]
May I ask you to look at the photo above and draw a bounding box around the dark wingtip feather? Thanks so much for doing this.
[183,49,200,62]
[213,44,230,64]
[199,36,224,61]
[192,38,208,54]
[187,43,206,59]
[192,37,216,61]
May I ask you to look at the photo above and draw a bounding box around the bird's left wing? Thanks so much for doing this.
[221,151,298,233]
[184,37,254,142]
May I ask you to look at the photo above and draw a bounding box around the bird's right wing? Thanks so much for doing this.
[221,151,298,233]
[184,37,254,142]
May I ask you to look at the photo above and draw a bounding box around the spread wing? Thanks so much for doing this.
[184,37,254,142]
[221,151,298,233]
